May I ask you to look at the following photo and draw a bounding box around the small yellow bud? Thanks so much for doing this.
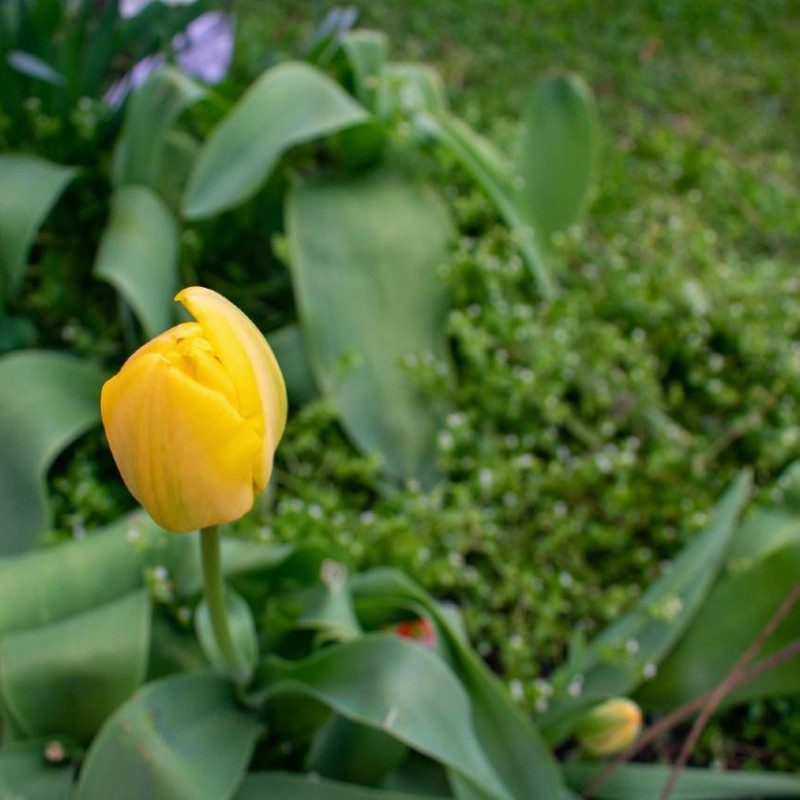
[101,287,287,532]
[576,697,642,757]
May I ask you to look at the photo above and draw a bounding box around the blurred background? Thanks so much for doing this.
[1,0,799,772]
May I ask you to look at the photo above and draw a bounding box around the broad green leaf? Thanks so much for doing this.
[268,323,318,406]
[0,739,75,800]
[0,351,106,554]
[538,471,751,743]
[307,714,408,786]
[158,130,200,213]
[351,570,569,800]
[251,635,510,800]
[286,166,453,488]
[113,67,205,191]
[93,184,180,339]
[0,155,75,299]
[76,672,261,800]
[236,772,444,800]
[0,512,156,635]
[564,762,800,799]
[0,591,151,743]
[416,112,555,300]
[195,587,259,684]
[636,541,800,711]
[342,29,389,113]
[517,73,597,239]
[184,61,369,218]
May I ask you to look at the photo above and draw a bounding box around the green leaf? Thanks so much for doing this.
[351,570,569,800]
[158,130,200,214]
[416,112,555,300]
[0,351,106,554]
[195,587,259,684]
[113,66,205,191]
[386,64,447,116]
[250,635,510,800]
[0,590,151,743]
[93,184,180,339]
[636,541,800,711]
[184,61,369,219]
[0,155,75,300]
[342,29,390,113]
[564,762,800,799]
[517,73,597,239]
[268,323,318,407]
[236,771,444,800]
[0,512,156,636]
[538,471,751,743]
[286,166,453,488]
[76,672,261,800]
[0,739,75,800]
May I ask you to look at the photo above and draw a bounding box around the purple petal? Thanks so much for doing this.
[119,0,155,19]
[103,53,166,108]
[173,12,234,85]
[172,12,234,84]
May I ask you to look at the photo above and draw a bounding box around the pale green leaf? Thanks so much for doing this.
[342,29,389,113]
[0,739,75,799]
[184,61,369,219]
[286,166,453,488]
[0,351,106,554]
[93,184,180,339]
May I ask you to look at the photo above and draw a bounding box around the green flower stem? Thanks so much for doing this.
[200,525,246,684]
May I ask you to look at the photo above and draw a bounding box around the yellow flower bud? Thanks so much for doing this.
[576,697,642,757]
[101,287,287,532]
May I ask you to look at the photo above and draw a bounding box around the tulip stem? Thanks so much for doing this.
[200,526,247,684]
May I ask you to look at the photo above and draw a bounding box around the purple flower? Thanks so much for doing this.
[103,52,166,108]
[173,12,234,85]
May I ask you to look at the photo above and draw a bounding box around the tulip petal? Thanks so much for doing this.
[176,287,287,490]
[101,352,261,532]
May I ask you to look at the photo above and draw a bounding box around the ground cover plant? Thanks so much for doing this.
[1,0,799,797]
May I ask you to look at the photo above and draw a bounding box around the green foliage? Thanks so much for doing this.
[286,166,453,488]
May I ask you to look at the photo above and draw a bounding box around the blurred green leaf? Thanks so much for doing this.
[286,166,453,488]
[250,635,510,800]
[113,67,205,192]
[184,61,369,219]
[0,590,150,743]
[538,471,751,743]
[0,512,155,636]
[76,672,261,800]
[0,350,106,554]
[351,570,570,800]
[636,542,800,711]
[268,323,318,407]
[342,29,389,113]
[195,587,258,684]
[93,184,180,339]
[0,738,75,799]
[517,73,597,239]
[158,130,200,214]
[236,771,444,799]
[386,64,447,116]
[0,155,75,300]
[564,762,800,799]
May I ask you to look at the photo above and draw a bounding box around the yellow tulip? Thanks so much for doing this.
[576,697,643,757]
[101,287,287,532]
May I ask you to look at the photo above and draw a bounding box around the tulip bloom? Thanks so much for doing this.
[576,697,642,757]
[101,287,287,532]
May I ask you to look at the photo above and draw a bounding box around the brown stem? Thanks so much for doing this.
[583,583,800,799]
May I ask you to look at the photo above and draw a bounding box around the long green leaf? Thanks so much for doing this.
[286,166,453,488]
[184,61,369,218]
[113,67,205,192]
[250,635,510,800]
[517,73,597,239]
[0,155,75,300]
[0,351,106,554]
[268,323,318,406]
[636,541,800,710]
[342,29,389,113]
[76,672,261,800]
[93,184,180,339]
[0,739,75,800]
[0,590,150,743]
[351,570,570,800]
[538,471,751,743]
[565,762,800,799]
[236,772,443,800]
